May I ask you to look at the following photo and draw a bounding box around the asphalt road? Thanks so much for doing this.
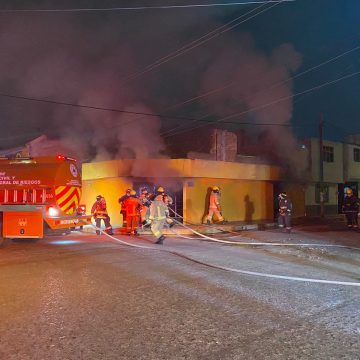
[0,226,359,360]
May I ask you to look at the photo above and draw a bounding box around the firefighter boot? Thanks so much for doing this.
[207,220,211,225]
[155,235,165,245]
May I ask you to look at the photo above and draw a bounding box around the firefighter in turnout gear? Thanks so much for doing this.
[149,187,168,244]
[342,188,359,229]
[163,193,175,228]
[139,187,152,225]
[118,188,131,226]
[207,186,225,225]
[91,195,113,235]
[123,190,142,235]
[278,192,292,233]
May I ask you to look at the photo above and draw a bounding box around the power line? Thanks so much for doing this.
[0,1,295,12]
[161,43,360,136]
[163,68,360,138]
[1,65,359,141]
[1,55,359,141]
[0,91,290,127]
[122,1,287,83]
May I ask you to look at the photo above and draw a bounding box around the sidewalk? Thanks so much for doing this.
[112,220,277,236]
[83,216,350,236]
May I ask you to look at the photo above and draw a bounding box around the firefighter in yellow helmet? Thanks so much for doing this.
[342,187,360,229]
[149,186,168,244]
[206,186,225,225]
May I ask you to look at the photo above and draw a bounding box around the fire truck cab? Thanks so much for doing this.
[0,155,91,246]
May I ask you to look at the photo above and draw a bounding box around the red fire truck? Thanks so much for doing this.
[0,155,91,246]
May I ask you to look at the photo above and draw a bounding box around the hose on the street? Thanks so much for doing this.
[168,209,360,250]
[89,224,360,287]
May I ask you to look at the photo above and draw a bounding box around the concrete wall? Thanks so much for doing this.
[183,178,274,223]
[82,177,133,227]
[82,159,281,182]
[305,183,339,216]
[344,143,360,181]
[310,138,343,183]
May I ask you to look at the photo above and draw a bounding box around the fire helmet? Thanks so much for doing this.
[130,190,137,196]
[212,186,220,192]
[279,192,287,199]
[157,186,165,194]
[346,188,353,195]
[96,195,102,201]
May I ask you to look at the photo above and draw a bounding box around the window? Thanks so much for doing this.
[315,183,329,203]
[354,148,360,162]
[322,146,334,162]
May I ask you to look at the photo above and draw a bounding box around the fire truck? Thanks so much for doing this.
[0,155,91,246]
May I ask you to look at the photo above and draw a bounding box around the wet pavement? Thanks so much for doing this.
[0,225,359,359]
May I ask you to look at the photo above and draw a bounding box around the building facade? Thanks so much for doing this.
[81,158,281,226]
[304,137,360,216]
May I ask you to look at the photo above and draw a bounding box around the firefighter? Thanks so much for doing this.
[342,188,359,229]
[149,187,168,244]
[278,192,292,233]
[91,195,113,235]
[123,190,142,235]
[71,205,86,231]
[139,187,152,225]
[118,188,131,227]
[163,192,175,228]
[206,186,225,225]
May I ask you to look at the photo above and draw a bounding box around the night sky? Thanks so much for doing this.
[0,0,359,160]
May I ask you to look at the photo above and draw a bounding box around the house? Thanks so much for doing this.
[302,136,360,216]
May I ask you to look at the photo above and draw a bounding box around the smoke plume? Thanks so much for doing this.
[0,4,304,172]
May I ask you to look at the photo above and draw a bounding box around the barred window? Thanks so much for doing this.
[354,148,360,162]
[323,146,334,162]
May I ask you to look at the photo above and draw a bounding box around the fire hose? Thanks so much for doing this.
[168,208,360,250]
[90,223,360,287]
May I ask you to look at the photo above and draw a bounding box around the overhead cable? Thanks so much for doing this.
[0,91,291,127]
[161,43,360,136]
[122,1,286,83]
[163,69,360,138]
[0,1,295,12]
[1,68,359,141]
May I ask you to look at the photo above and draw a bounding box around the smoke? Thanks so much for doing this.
[0,4,304,173]
[198,33,305,174]
[0,7,198,160]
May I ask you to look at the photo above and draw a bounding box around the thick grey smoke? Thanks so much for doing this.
[199,34,305,174]
[0,8,200,160]
[0,4,304,172]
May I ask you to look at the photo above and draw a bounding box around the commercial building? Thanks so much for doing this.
[81,158,281,226]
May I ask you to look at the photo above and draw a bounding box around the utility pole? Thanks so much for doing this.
[319,114,324,217]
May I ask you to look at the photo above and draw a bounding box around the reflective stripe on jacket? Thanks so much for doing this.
[209,192,220,209]
[149,197,167,220]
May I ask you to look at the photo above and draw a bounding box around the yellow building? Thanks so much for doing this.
[81,159,281,226]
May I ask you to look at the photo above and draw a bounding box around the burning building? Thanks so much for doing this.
[81,158,281,226]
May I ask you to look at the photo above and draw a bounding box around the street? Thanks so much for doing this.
[0,226,359,360]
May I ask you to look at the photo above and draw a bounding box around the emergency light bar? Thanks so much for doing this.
[56,155,77,162]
